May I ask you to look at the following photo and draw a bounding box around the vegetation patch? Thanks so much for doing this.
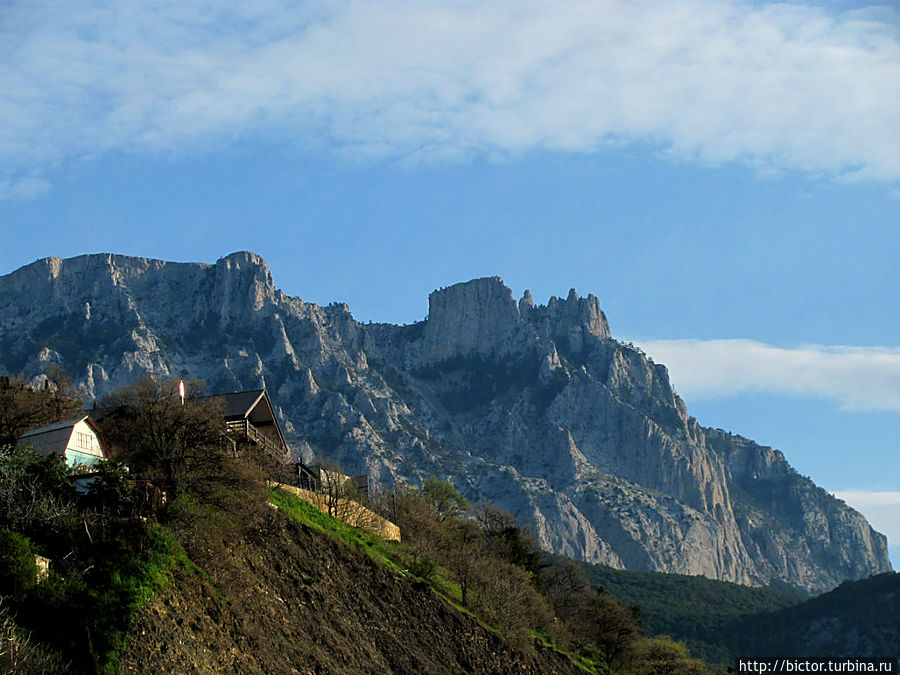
[0,373,243,673]
[269,487,406,574]
[582,560,808,664]
[0,447,190,673]
[271,477,711,674]
[410,353,543,413]
[70,524,187,673]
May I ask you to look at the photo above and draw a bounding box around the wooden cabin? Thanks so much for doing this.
[207,389,290,461]
[16,416,108,471]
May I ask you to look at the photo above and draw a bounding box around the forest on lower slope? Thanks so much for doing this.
[1,373,708,674]
[583,561,900,664]
[582,562,805,664]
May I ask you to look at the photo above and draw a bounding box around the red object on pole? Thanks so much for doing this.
[179,380,185,405]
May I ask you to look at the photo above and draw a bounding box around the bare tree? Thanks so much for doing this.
[472,556,556,648]
[0,599,69,675]
[392,483,445,579]
[477,503,545,576]
[310,458,354,519]
[543,557,591,616]
[42,365,84,422]
[98,376,226,500]
[0,371,83,446]
[442,518,483,607]
[584,591,642,668]
[307,458,385,531]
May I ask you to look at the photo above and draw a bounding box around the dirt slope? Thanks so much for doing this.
[119,508,580,674]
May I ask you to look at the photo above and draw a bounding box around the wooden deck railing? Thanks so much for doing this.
[225,419,287,458]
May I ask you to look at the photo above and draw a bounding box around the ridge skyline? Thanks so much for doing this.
[0,249,896,573]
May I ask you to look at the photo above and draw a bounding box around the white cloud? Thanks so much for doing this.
[0,173,51,201]
[1,0,899,197]
[832,491,900,559]
[634,339,900,412]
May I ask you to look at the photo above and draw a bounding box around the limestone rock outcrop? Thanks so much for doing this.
[0,253,890,592]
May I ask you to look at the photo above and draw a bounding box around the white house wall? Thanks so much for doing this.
[63,419,105,469]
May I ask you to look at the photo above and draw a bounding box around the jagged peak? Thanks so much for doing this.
[215,251,273,284]
[519,289,534,314]
[421,277,519,360]
[12,251,273,278]
[428,278,519,317]
[17,250,276,293]
[541,288,610,339]
[216,250,270,269]
[427,276,512,304]
[0,252,280,324]
[0,254,891,591]
[419,276,612,361]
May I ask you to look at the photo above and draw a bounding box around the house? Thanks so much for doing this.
[207,389,290,461]
[16,415,108,470]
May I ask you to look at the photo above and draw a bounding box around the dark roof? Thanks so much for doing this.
[93,390,269,421]
[90,389,267,421]
[206,390,266,419]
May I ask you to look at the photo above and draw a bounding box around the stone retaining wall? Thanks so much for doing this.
[273,483,401,542]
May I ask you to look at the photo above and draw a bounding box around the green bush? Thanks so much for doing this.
[0,529,37,599]
[82,525,184,674]
[0,445,82,565]
[629,635,707,675]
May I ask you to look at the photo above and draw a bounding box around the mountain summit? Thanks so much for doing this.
[0,252,890,592]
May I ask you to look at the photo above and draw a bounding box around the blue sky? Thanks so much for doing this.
[0,0,898,564]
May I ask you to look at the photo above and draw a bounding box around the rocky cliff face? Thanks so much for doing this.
[0,252,890,592]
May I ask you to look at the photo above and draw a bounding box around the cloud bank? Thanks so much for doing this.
[2,0,899,196]
[634,339,900,412]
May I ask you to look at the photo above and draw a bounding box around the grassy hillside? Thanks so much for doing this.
[119,487,585,674]
[2,375,710,674]
[0,447,585,673]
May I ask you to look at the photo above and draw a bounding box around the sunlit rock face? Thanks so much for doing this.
[0,253,890,592]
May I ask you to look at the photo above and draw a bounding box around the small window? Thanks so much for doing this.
[76,432,92,450]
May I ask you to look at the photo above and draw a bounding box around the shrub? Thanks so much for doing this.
[629,635,707,675]
[0,445,77,536]
[0,529,37,599]
[0,599,69,675]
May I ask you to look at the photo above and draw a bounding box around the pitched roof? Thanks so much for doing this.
[16,415,108,464]
[18,416,90,439]
[207,389,266,419]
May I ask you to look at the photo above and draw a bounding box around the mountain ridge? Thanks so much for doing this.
[0,251,890,592]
